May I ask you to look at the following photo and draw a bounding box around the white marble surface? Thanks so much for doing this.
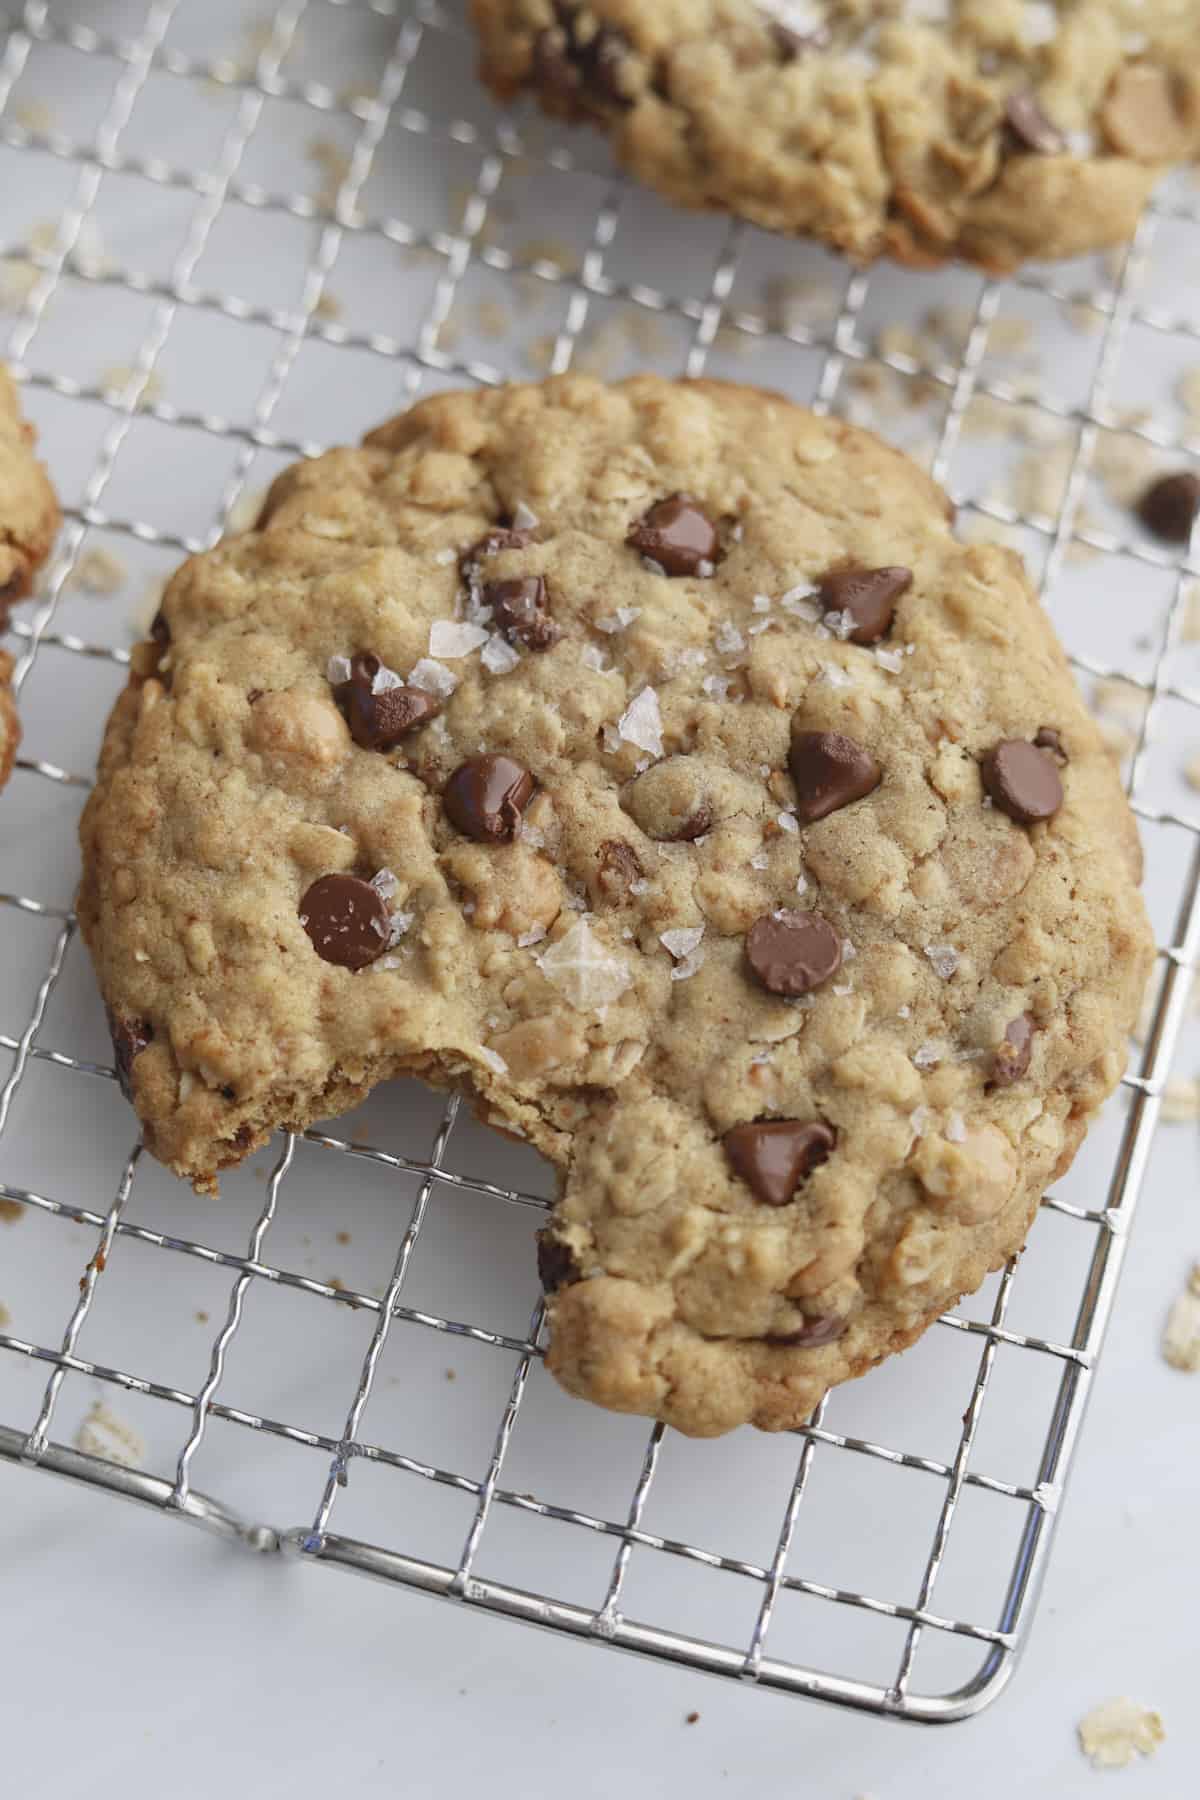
[2,2,1199,1792]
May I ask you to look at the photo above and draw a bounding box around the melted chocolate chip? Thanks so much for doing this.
[746,910,843,997]
[444,753,536,842]
[789,729,882,823]
[537,1230,581,1293]
[486,575,560,651]
[334,651,440,750]
[723,1118,836,1207]
[627,494,720,577]
[107,1008,153,1103]
[1033,726,1067,763]
[981,739,1063,825]
[534,7,634,110]
[663,800,712,843]
[766,1314,847,1348]
[150,610,170,647]
[459,525,533,579]
[989,1013,1036,1088]
[595,838,644,902]
[1004,89,1066,154]
[1138,470,1200,543]
[300,873,390,969]
[819,565,912,644]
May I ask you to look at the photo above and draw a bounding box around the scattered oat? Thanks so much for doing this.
[67,545,127,596]
[100,365,163,409]
[75,1399,145,1469]
[1162,1263,1200,1371]
[1160,1075,1200,1122]
[1077,1698,1164,1769]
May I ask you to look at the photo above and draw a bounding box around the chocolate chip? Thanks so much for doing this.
[1004,89,1065,154]
[444,753,536,842]
[486,576,560,652]
[1137,470,1200,543]
[818,565,912,645]
[789,729,882,823]
[534,8,633,109]
[459,525,533,579]
[532,26,579,103]
[723,1118,836,1207]
[664,801,711,842]
[595,838,644,902]
[300,873,390,969]
[1033,726,1067,762]
[746,910,843,997]
[981,739,1063,825]
[989,1014,1036,1088]
[334,651,440,750]
[106,1008,152,1102]
[627,495,720,577]
[150,610,170,646]
[537,1230,581,1293]
[766,1314,847,1348]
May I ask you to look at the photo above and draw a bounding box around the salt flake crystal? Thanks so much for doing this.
[408,657,459,698]
[511,501,539,531]
[371,662,403,693]
[824,608,855,641]
[945,1111,967,1143]
[750,851,769,870]
[714,621,745,655]
[671,948,705,982]
[875,646,904,675]
[478,1046,508,1076]
[326,653,352,684]
[596,605,641,633]
[517,924,548,948]
[925,943,960,980]
[581,644,611,673]
[795,873,808,895]
[702,674,731,700]
[751,593,772,613]
[913,1042,940,1070]
[822,665,853,689]
[617,686,664,758]
[481,633,521,675]
[430,619,488,659]
[370,868,399,899]
[781,585,820,621]
[537,919,633,1011]
[777,811,799,834]
[387,911,414,946]
[909,1105,931,1139]
[433,546,457,566]
[660,926,704,961]
[1022,1,1058,48]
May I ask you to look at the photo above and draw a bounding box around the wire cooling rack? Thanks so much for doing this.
[2,0,1199,1725]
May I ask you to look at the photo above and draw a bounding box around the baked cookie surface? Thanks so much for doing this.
[471,2,1200,270]
[79,374,1153,1435]
[1,366,60,790]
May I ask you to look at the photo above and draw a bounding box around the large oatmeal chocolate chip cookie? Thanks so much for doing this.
[471,2,1200,271]
[79,374,1153,1435]
[1,366,60,791]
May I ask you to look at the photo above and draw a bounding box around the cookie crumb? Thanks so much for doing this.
[1077,1697,1164,1769]
[194,1309,209,1324]
[0,1301,10,1329]
[67,545,127,596]
[0,1198,23,1224]
[445,1368,457,1381]
[1161,1076,1200,1122]
[75,1399,145,1469]
[1162,1263,1200,1372]
[684,1710,700,1725]
[336,1230,351,1246]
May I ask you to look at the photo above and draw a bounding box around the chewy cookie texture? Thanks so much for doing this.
[79,375,1153,1436]
[1,366,60,790]
[472,1,1200,271]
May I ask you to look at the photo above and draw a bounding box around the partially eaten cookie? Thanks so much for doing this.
[79,375,1153,1435]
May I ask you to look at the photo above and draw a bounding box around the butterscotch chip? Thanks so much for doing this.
[471,3,1200,272]
[79,374,1154,1439]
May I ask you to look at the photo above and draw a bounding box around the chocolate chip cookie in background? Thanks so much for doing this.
[471,2,1200,271]
[0,365,60,791]
[79,373,1154,1438]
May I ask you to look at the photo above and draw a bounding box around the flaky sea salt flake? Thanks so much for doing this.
[822,664,853,689]
[408,657,459,698]
[370,868,399,899]
[517,925,548,948]
[511,501,539,531]
[326,654,352,685]
[596,605,641,633]
[481,633,521,675]
[660,926,704,961]
[430,619,489,659]
[617,686,664,758]
[913,1042,940,1070]
[478,1046,508,1076]
[433,546,457,566]
[945,1111,967,1143]
[581,644,611,672]
[875,646,904,674]
[386,911,414,946]
[702,674,731,700]
[777,811,799,834]
[714,621,745,655]
[925,943,960,980]
[537,919,633,1011]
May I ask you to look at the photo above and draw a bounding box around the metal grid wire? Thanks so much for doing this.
[1,0,1198,1723]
